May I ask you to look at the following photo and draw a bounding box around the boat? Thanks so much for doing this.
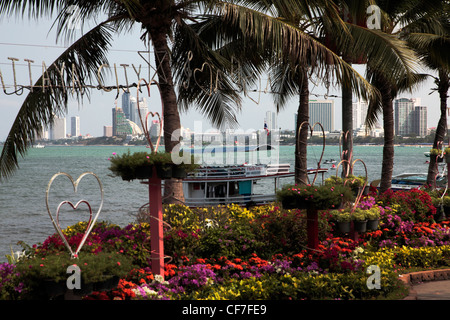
[424,152,430,157]
[324,159,337,164]
[182,163,328,207]
[33,144,45,148]
[390,173,447,190]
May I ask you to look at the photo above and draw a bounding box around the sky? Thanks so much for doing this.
[0,12,443,141]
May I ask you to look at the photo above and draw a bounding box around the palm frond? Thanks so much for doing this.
[0,22,115,181]
[407,32,450,73]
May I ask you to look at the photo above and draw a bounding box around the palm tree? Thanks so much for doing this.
[361,0,444,193]
[405,12,450,187]
[264,0,419,184]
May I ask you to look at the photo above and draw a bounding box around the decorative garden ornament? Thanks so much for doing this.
[45,172,104,259]
[136,78,164,154]
[334,158,368,212]
[296,121,326,185]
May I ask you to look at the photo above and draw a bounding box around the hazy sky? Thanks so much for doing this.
[0,13,443,141]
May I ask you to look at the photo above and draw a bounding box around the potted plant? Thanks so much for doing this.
[171,153,200,179]
[276,184,354,210]
[330,209,352,233]
[366,207,381,230]
[430,195,443,221]
[14,251,133,299]
[352,208,367,233]
[430,148,443,162]
[109,151,199,181]
[324,176,343,186]
[442,195,450,219]
[150,152,173,179]
[445,147,450,163]
[345,175,367,196]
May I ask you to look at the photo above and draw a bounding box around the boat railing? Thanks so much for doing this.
[266,164,290,175]
[187,164,291,179]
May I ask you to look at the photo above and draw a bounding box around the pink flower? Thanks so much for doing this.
[112,152,117,155]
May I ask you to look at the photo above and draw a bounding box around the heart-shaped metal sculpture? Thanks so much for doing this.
[193,62,213,96]
[335,158,368,212]
[45,172,104,258]
[136,78,164,154]
[296,121,326,185]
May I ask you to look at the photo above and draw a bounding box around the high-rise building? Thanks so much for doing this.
[309,100,334,132]
[149,120,162,138]
[394,98,415,136]
[412,106,427,137]
[112,107,132,136]
[136,97,148,130]
[394,98,427,137]
[50,117,66,140]
[122,91,131,120]
[103,126,113,137]
[352,100,368,130]
[265,111,277,131]
[71,116,80,137]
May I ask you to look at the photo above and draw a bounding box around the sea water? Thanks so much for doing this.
[0,144,433,262]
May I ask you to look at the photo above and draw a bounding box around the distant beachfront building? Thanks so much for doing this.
[309,100,334,132]
[103,126,113,137]
[265,111,277,131]
[71,116,80,137]
[129,96,148,130]
[394,97,427,137]
[122,91,132,120]
[112,107,132,136]
[50,117,66,140]
[352,100,368,130]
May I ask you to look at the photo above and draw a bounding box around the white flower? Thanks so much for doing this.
[152,274,169,285]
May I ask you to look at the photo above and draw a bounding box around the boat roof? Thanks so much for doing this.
[184,164,327,182]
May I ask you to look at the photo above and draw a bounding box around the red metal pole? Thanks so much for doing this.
[307,207,319,251]
[147,167,165,278]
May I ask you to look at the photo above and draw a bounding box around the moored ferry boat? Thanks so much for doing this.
[182,164,328,207]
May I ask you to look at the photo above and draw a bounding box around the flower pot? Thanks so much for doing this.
[72,281,94,297]
[93,276,120,292]
[281,198,298,209]
[445,153,450,163]
[444,206,450,217]
[121,173,135,181]
[434,207,446,223]
[171,165,187,179]
[135,165,153,180]
[363,186,370,195]
[155,164,172,179]
[336,221,351,233]
[43,279,66,298]
[353,220,367,233]
[366,219,379,231]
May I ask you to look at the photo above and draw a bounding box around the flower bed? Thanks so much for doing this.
[2,190,450,300]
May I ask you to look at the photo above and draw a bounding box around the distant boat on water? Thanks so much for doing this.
[33,144,45,148]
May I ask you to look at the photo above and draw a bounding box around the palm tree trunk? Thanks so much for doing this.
[341,78,353,177]
[295,67,309,185]
[426,70,449,187]
[151,31,184,204]
[380,86,394,193]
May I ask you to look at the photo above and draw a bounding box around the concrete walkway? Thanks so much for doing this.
[413,280,450,300]
[401,269,450,300]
